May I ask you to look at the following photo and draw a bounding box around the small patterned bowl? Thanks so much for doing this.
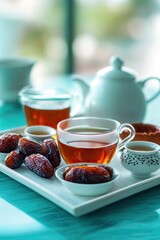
[121,141,160,178]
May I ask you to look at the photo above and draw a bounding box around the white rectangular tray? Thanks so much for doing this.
[0,127,160,217]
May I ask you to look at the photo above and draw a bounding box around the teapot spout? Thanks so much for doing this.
[73,75,90,101]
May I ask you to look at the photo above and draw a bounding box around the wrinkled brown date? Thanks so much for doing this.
[101,165,113,179]
[63,165,112,184]
[25,153,54,178]
[0,133,22,153]
[5,150,25,169]
[43,138,61,168]
[19,137,46,156]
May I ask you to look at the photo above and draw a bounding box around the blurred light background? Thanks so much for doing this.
[0,0,160,82]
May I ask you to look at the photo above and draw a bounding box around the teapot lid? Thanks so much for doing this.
[97,56,136,81]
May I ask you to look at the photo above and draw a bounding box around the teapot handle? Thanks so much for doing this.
[138,77,160,103]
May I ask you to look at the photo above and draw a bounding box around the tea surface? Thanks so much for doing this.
[29,130,50,135]
[66,126,110,134]
[128,145,155,151]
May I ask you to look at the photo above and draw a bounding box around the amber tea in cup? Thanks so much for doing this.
[57,117,135,164]
[19,86,80,129]
[23,105,70,129]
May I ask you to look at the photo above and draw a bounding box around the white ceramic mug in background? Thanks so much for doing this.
[0,58,35,102]
[121,141,160,178]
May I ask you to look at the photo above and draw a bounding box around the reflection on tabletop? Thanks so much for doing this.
[0,101,21,115]
[0,101,26,130]
[0,198,65,239]
[0,198,45,237]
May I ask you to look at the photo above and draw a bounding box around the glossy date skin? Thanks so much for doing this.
[25,153,54,178]
[5,150,25,169]
[63,165,113,184]
[0,133,22,153]
[0,132,62,178]
[19,137,46,156]
[101,166,113,178]
[43,139,61,168]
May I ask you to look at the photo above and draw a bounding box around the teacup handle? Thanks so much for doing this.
[138,77,160,103]
[117,124,135,151]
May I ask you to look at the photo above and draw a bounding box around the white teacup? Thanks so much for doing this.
[24,125,56,143]
[121,141,160,178]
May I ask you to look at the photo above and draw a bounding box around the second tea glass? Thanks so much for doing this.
[19,85,81,129]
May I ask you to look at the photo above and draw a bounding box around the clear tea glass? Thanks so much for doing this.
[19,85,81,129]
[57,117,135,164]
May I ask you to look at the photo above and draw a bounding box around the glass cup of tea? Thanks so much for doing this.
[19,85,82,129]
[57,117,135,164]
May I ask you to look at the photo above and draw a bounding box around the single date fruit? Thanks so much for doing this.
[25,153,54,178]
[0,133,22,153]
[5,150,25,169]
[43,138,61,168]
[63,165,111,184]
[19,137,46,156]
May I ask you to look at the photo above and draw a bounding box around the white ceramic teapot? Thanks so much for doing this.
[74,56,160,122]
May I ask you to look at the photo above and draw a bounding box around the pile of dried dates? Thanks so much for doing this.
[63,165,114,184]
[0,132,61,178]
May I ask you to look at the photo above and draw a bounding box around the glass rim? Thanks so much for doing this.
[57,116,121,135]
[18,85,71,101]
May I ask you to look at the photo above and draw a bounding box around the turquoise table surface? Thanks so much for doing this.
[0,95,160,240]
